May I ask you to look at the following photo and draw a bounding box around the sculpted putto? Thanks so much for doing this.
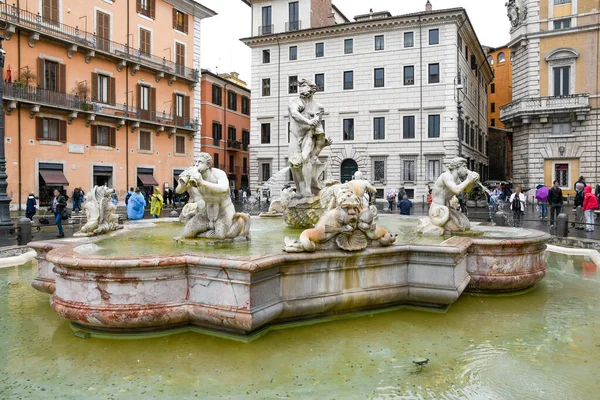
[74,185,122,237]
[176,153,250,240]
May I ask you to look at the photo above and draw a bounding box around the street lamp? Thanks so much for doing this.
[454,74,465,157]
[0,35,15,243]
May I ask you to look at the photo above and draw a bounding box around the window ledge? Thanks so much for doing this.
[39,140,63,146]
[174,153,187,157]
[94,146,114,151]
[138,150,153,154]
[138,13,154,22]
[550,134,577,139]
[174,29,188,36]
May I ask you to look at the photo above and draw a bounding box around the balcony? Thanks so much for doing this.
[227,140,242,150]
[242,166,249,175]
[0,4,199,85]
[286,20,301,32]
[228,166,241,175]
[3,82,198,131]
[500,94,591,125]
[257,25,274,36]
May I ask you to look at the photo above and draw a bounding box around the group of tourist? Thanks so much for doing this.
[230,188,252,203]
[385,187,413,215]
[125,187,165,220]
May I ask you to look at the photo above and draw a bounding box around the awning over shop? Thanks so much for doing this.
[93,166,113,176]
[39,169,69,185]
[137,174,159,186]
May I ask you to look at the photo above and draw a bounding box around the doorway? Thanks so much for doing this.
[340,159,358,183]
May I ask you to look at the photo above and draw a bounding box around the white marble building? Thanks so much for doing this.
[241,1,492,202]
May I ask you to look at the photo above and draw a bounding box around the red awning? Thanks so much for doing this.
[137,174,159,186]
[39,169,69,185]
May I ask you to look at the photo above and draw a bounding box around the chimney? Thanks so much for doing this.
[425,1,432,11]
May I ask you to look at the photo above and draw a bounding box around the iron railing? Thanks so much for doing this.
[0,4,199,82]
[227,140,242,150]
[286,20,301,32]
[258,25,274,36]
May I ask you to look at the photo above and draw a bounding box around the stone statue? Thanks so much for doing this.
[175,153,250,241]
[288,79,332,197]
[417,157,480,236]
[74,185,122,237]
[284,185,396,253]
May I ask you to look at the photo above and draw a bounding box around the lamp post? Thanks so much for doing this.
[0,35,15,243]
[454,75,465,157]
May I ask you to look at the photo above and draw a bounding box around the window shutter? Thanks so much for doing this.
[184,14,189,34]
[58,120,67,143]
[172,93,176,116]
[36,117,44,140]
[91,126,97,146]
[109,77,116,105]
[183,96,190,121]
[136,0,141,13]
[109,128,116,148]
[172,8,177,29]
[58,64,66,93]
[91,73,98,101]
[137,84,141,108]
[51,0,59,22]
[37,58,45,89]
[42,0,51,21]
[150,87,156,120]
[150,0,156,19]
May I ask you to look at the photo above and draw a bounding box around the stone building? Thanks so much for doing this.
[240,0,492,202]
[200,70,251,190]
[0,0,215,208]
[500,0,600,195]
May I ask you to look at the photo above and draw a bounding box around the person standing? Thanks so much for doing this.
[126,188,146,220]
[535,185,549,219]
[125,187,134,206]
[574,176,586,190]
[50,189,67,237]
[242,189,248,203]
[168,189,174,208]
[509,186,526,228]
[72,188,81,213]
[25,193,37,221]
[548,180,564,226]
[574,182,585,230]
[398,195,412,215]
[582,185,599,232]
[150,187,164,218]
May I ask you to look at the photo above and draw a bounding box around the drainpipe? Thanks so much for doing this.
[223,82,228,177]
[456,16,467,158]
[17,28,22,210]
[596,0,600,184]
[419,16,423,187]
[125,0,130,191]
[276,34,281,174]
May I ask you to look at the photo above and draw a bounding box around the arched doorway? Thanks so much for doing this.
[340,159,358,183]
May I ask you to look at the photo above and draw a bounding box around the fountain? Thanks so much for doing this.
[73,185,123,237]
[27,80,550,339]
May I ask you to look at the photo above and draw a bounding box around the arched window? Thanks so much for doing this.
[487,55,494,65]
[340,159,358,183]
[498,52,506,63]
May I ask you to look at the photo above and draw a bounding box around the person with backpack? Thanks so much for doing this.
[582,185,599,232]
[49,189,68,238]
[548,180,564,226]
[125,187,134,206]
[126,188,146,220]
[397,195,412,216]
[25,193,37,221]
[509,185,526,228]
[574,182,585,230]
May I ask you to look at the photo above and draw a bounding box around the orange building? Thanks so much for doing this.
[0,0,215,207]
[200,70,250,191]
[485,45,513,128]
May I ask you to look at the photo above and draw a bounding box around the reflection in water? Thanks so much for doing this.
[1,254,599,398]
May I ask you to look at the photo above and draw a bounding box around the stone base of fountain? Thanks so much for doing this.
[173,236,251,246]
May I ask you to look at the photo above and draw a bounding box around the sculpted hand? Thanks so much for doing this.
[469,172,480,182]
[310,118,320,127]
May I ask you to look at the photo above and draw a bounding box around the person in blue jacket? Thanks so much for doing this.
[397,195,413,216]
[126,188,146,220]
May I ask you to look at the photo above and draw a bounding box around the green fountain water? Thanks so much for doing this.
[1,251,599,398]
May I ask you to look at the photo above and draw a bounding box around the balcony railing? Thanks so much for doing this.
[3,82,198,130]
[213,138,221,146]
[242,143,249,151]
[227,166,241,175]
[0,4,199,83]
[500,94,591,122]
[227,140,242,150]
[258,25,274,36]
[286,20,301,32]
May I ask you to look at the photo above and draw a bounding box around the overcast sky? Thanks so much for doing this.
[200,0,511,83]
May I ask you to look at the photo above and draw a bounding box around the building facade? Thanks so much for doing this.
[200,70,251,190]
[0,0,215,207]
[500,0,600,195]
[241,1,492,201]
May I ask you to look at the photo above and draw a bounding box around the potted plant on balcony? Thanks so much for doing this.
[14,66,37,88]
[71,81,92,111]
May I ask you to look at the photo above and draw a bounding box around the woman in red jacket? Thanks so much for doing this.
[582,185,599,232]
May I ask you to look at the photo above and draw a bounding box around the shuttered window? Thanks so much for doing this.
[139,131,151,151]
[139,28,151,56]
[36,117,66,142]
[175,136,185,155]
[174,93,190,126]
[173,9,188,33]
[175,42,185,75]
[137,0,155,19]
[96,11,111,52]
[38,58,66,93]
[91,126,116,147]
[91,73,115,105]
[42,0,59,25]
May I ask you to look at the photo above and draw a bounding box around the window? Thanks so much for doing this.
[262,50,271,64]
[139,130,151,151]
[137,0,155,19]
[373,160,385,182]
[44,60,58,91]
[403,116,415,139]
[96,10,111,52]
[554,0,572,4]
[373,117,385,140]
[553,66,570,96]
[478,134,483,152]
[261,6,272,34]
[96,126,110,146]
[404,66,414,85]
[139,28,151,56]
[554,19,571,30]
[491,118,496,127]
[228,126,237,141]
[262,78,271,96]
[288,1,300,31]
[491,103,496,113]
[374,68,385,88]
[403,159,415,181]
[261,123,271,144]
[174,10,188,33]
[375,35,384,51]
[315,74,324,92]
[554,163,569,187]
[43,118,59,141]
[96,74,109,103]
[212,84,222,105]
[241,96,250,115]
[175,94,184,117]
[140,86,150,110]
[428,160,441,181]
[289,76,298,94]
[242,130,250,147]
[42,0,59,24]
[175,42,185,74]
[343,71,354,90]
[228,90,237,111]
[316,42,324,57]
[344,39,353,54]
[214,153,219,169]
[428,115,441,138]
[289,46,298,60]
[428,63,440,84]
[343,118,354,140]
[552,123,571,135]
[212,122,222,145]
[497,52,506,63]
[458,34,463,51]
[487,55,494,65]
[470,125,475,145]
[404,32,414,48]
[261,163,271,182]
[429,29,439,45]
[491,83,495,93]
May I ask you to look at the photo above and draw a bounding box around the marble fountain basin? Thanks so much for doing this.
[28,217,550,338]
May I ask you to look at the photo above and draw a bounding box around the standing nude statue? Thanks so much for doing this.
[288,79,332,197]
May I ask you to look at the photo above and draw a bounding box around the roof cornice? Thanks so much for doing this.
[164,0,217,18]
[201,69,251,93]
